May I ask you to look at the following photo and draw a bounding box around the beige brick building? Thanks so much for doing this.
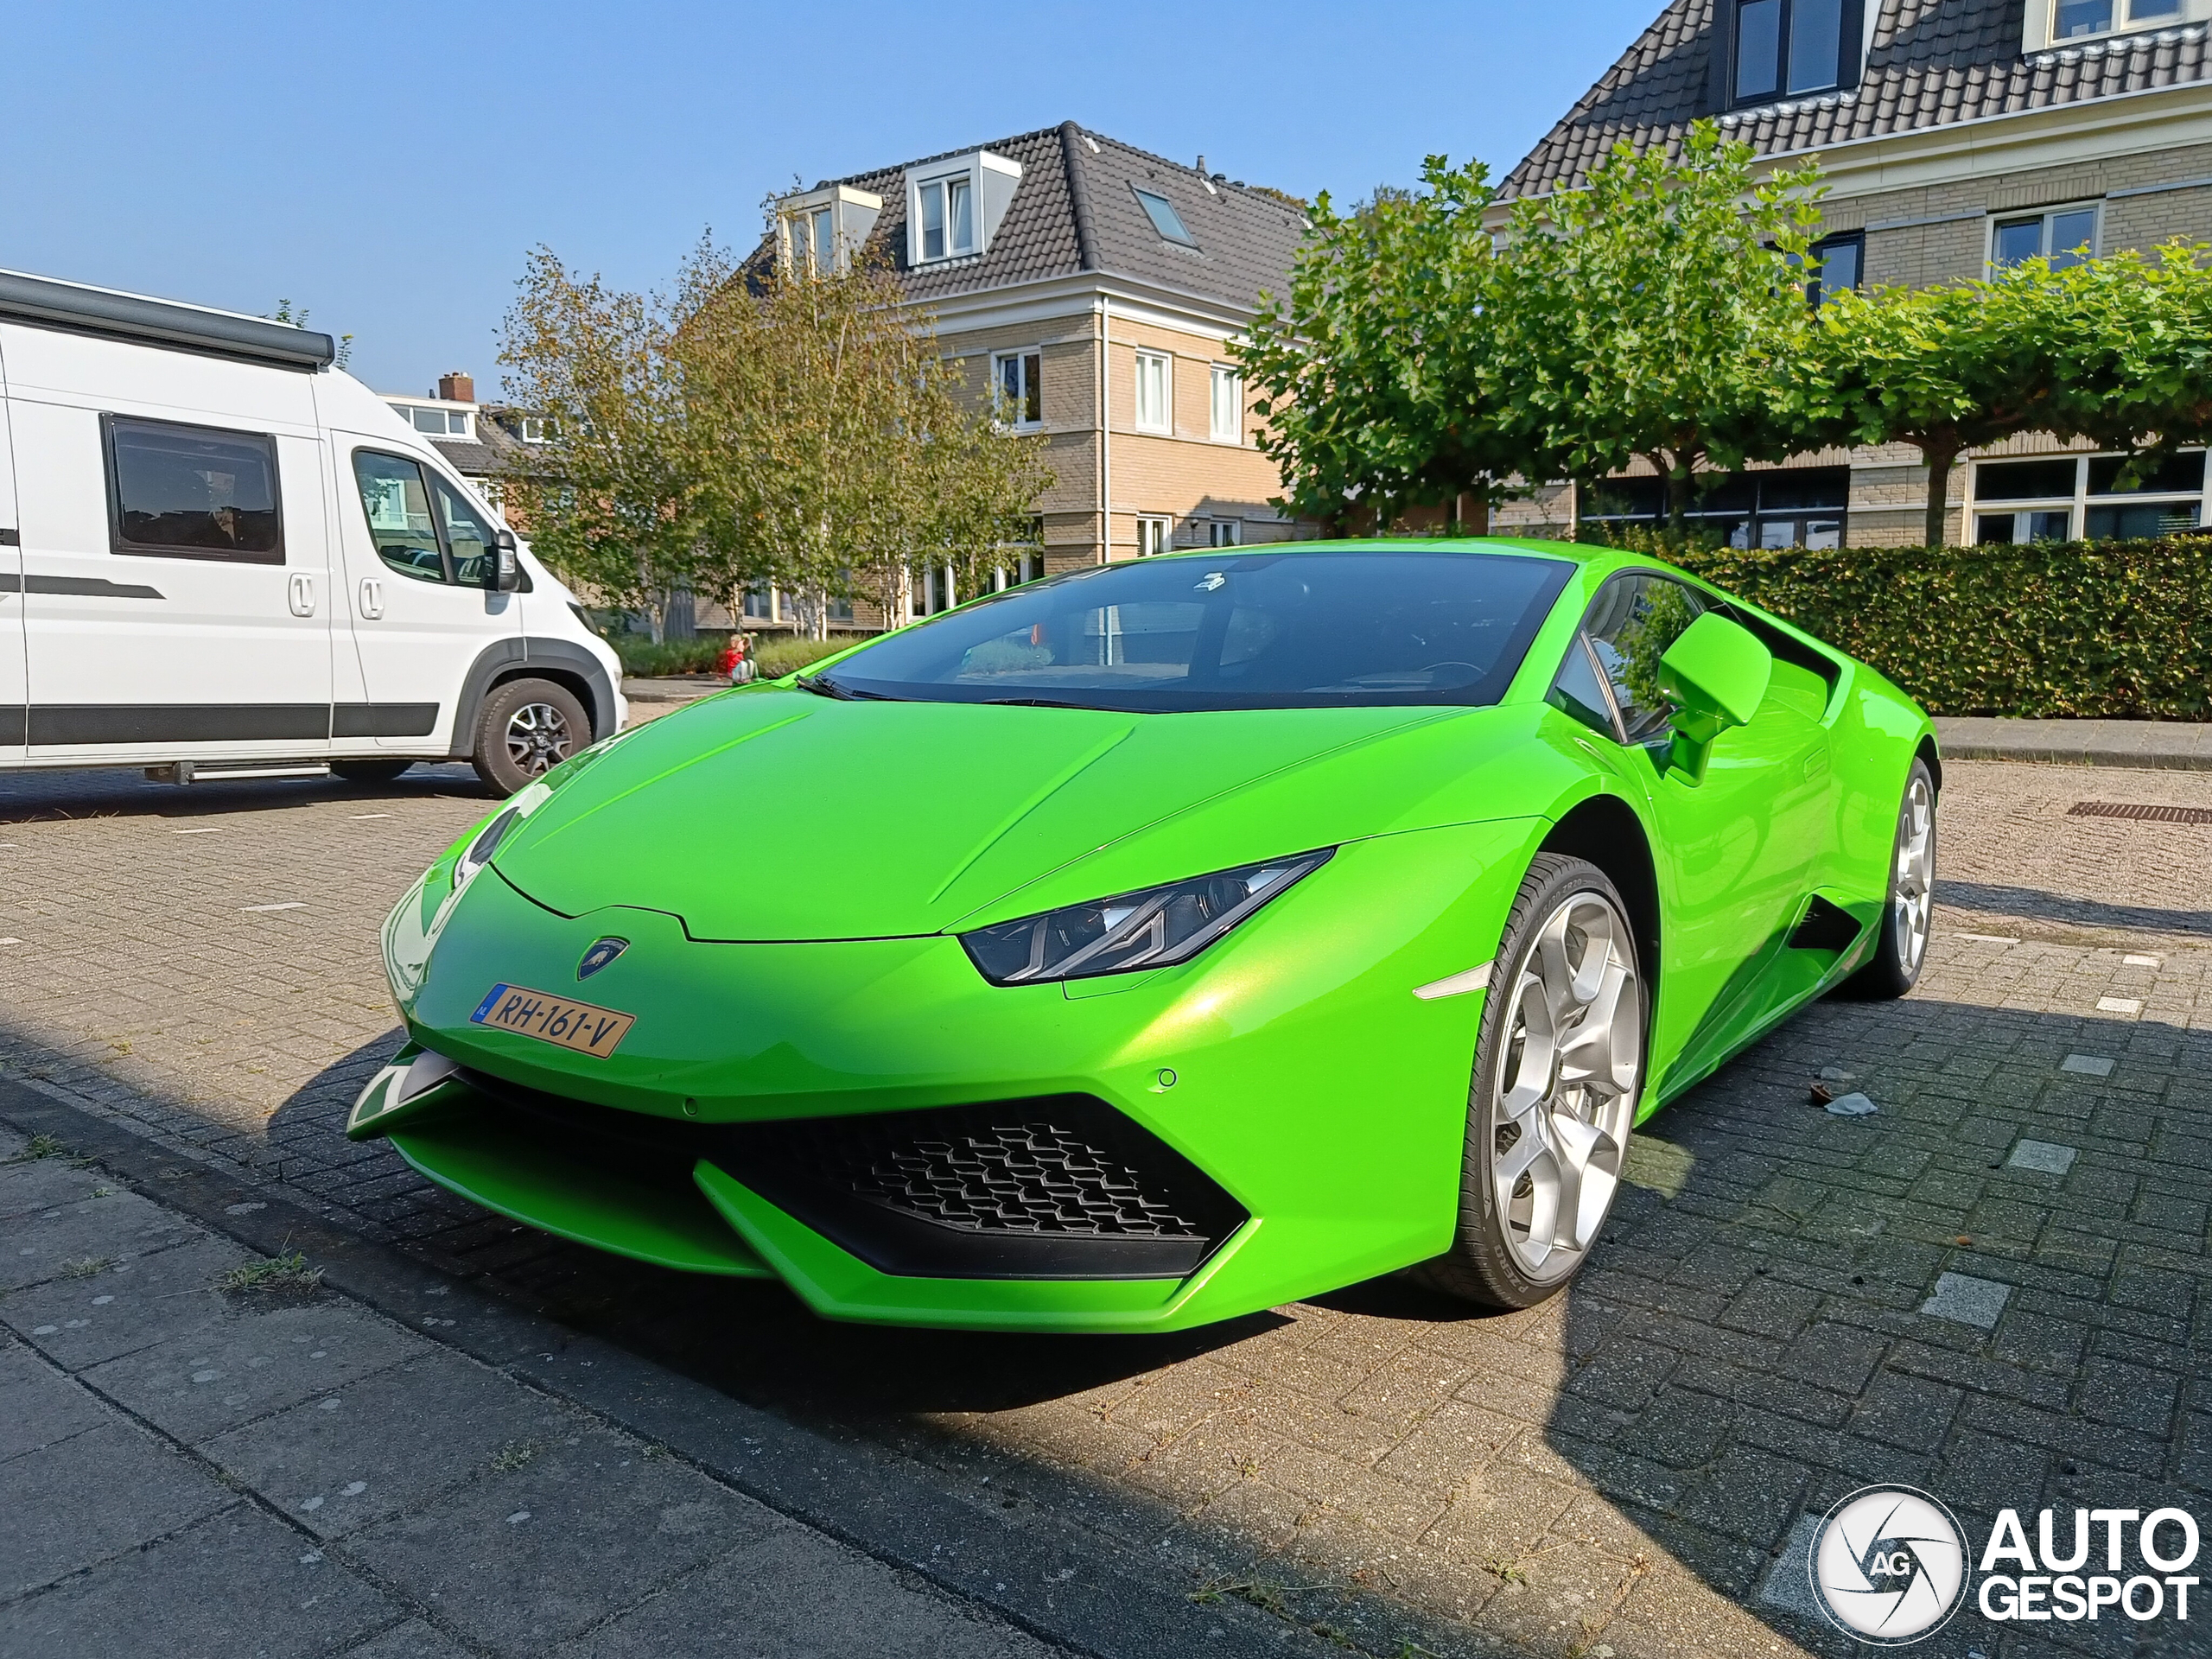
[1491,0,2212,547]
[731,122,1318,632]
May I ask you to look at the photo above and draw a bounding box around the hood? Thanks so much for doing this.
[486,689,1540,941]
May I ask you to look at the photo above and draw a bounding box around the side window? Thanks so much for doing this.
[105,416,283,563]
[1582,574,1705,746]
[431,474,496,585]
[1547,635,1620,739]
[353,451,448,583]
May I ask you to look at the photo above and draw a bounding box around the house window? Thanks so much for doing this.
[1732,0,1848,103]
[1807,232,1863,307]
[2053,0,2177,40]
[518,416,550,444]
[916,175,975,262]
[1210,365,1243,442]
[1133,187,1197,247]
[1135,351,1171,434]
[788,206,835,272]
[1135,516,1171,556]
[1991,206,2098,270]
[994,351,1042,427]
[390,404,471,438]
[1205,518,1241,547]
[1582,466,1847,548]
[1971,450,2208,543]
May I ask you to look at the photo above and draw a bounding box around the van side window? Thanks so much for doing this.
[353,452,450,583]
[431,474,497,586]
[104,416,283,563]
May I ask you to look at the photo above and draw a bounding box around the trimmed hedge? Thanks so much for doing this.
[1648,538,2212,720]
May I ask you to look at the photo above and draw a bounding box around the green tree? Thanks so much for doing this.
[499,248,712,643]
[1493,122,1827,530]
[1236,157,1516,529]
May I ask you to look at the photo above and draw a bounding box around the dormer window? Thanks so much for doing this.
[2051,0,2180,37]
[775,185,883,276]
[1724,0,1862,106]
[918,175,974,261]
[904,151,1022,266]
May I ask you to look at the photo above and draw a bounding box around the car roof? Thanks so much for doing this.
[1147,536,1648,574]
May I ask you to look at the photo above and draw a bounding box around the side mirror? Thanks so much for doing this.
[488,528,522,593]
[1658,612,1771,783]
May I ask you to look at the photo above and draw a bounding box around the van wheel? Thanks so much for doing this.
[472,678,587,796]
[330,760,413,785]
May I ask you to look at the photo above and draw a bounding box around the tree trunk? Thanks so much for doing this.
[1666,467,1693,535]
[1922,446,1961,548]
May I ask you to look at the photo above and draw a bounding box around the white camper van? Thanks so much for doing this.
[0,269,626,796]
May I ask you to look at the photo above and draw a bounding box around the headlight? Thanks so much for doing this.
[960,849,1333,986]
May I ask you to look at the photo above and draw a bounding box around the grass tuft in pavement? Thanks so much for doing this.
[7,1133,67,1162]
[59,1255,113,1277]
[216,1251,324,1297]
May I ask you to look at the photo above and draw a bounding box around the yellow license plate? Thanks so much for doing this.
[468,983,635,1058]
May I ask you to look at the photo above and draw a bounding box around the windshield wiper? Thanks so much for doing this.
[795,673,880,701]
[973,696,1100,709]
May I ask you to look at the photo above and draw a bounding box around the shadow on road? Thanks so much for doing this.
[0,761,488,824]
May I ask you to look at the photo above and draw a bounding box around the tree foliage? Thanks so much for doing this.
[1240,123,1826,531]
[500,237,1052,641]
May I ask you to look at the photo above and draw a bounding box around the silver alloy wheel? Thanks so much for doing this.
[1489,890,1643,1282]
[1892,771,1936,976]
[505,701,575,778]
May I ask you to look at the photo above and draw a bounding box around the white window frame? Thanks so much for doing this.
[1209,365,1243,443]
[992,349,1043,429]
[1965,448,2211,543]
[2037,0,2188,48]
[912,171,976,264]
[1135,515,1172,557]
[1986,202,2101,273]
[518,416,550,444]
[1134,350,1172,435]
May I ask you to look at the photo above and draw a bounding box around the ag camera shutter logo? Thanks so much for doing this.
[1809,1485,1971,1644]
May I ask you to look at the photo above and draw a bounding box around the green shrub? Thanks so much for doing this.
[753,636,847,679]
[613,635,729,677]
[1640,537,2212,719]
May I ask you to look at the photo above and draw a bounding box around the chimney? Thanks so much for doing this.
[1196,154,1206,176]
[437,371,474,404]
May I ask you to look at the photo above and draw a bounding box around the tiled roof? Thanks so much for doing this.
[1502,0,2212,200]
[752,122,1307,315]
[431,413,536,478]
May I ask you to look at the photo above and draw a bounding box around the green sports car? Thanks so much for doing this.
[349,539,1937,1332]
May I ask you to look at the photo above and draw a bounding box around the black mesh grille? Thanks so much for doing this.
[450,1071,1244,1281]
[764,1116,1205,1238]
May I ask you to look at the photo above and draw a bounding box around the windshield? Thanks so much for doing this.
[813,550,1574,713]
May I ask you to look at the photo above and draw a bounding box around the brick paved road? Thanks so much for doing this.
[3,749,2209,1657]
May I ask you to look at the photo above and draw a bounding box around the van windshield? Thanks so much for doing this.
[810,550,1574,713]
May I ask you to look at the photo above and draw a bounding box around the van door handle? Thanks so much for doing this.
[359,577,385,620]
[287,572,316,617]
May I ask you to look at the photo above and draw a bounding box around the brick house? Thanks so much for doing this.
[1490,0,2212,547]
[736,121,1319,630]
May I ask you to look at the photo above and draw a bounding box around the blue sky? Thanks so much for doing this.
[7,1,1654,395]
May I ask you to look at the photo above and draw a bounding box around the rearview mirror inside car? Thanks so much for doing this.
[489,528,522,593]
[1658,612,1772,783]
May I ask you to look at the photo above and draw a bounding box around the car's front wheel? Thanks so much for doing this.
[1418,854,1645,1311]
[472,677,588,796]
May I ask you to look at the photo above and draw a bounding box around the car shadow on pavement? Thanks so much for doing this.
[0,763,489,824]
[1940,878,2212,938]
[54,956,2212,1659]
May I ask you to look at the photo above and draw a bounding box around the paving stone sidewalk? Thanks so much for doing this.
[0,1118,1076,1658]
[4,754,2212,1657]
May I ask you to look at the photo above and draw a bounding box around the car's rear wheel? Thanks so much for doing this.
[330,760,412,785]
[472,677,588,796]
[1840,757,1937,1001]
[1417,854,1645,1311]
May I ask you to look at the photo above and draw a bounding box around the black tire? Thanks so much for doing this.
[1840,757,1937,1001]
[1415,854,1647,1311]
[329,760,413,786]
[471,677,588,797]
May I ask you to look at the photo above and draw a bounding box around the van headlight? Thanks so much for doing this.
[959,849,1333,986]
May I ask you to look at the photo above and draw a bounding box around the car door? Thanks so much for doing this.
[334,443,518,750]
[8,391,333,760]
[1556,571,1831,1088]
